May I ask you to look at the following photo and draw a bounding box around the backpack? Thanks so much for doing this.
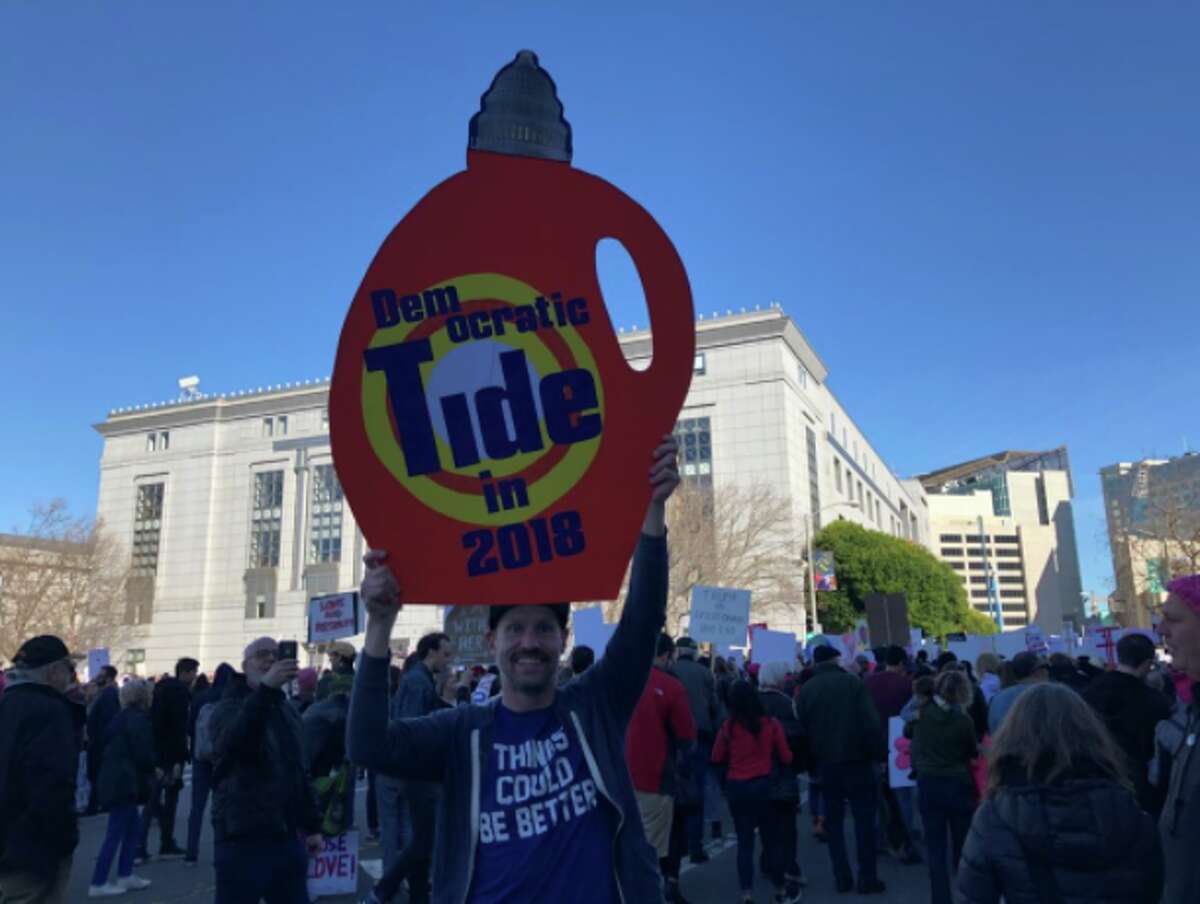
[193,702,217,763]
[313,762,350,836]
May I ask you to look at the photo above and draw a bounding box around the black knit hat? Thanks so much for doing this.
[13,634,71,668]
[812,644,841,664]
[488,603,570,631]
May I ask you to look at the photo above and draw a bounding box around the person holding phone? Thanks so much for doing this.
[207,636,323,904]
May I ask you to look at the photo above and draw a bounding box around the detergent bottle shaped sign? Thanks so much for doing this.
[330,50,695,605]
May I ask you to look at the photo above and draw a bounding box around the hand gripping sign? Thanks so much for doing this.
[330,51,694,605]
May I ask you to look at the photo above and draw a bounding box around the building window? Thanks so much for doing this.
[675,417,713,486]
[132,484,165,577]
[834,460,843,494]
[941,547,963,557]
[277,415,288,436]
[1000,590,1026,599]
[255,595,268,618]
[998,576,1023,585]
[321,408,330,431]
[857,480,864,507]
[875,498,882,525]
[996,561,1023,571]
[806,427,821,530]
[968,562,986,570]
[971,589,989,599]
[263,417,274,438]
[797,363,808,389]
[693,353,706,375]
[950,562,964,571]
[993,534,1020,543]
[994,548,1022,557]
[147,431,169,451]
[309,465,344,563]
[129,482,165,626]
[830,411,837,434]
[940,534,963,543]
[249,470,284,568]
[1035,477,1050,525]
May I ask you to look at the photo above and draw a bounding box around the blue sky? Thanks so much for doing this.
[2,3,1197,602]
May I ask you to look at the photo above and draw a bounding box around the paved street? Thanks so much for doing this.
[67,775,933,903]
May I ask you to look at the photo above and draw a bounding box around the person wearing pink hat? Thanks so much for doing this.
[1158,574,1200,904]
[293,667,318,715]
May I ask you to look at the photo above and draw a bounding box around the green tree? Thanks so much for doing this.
[812,520,997,638]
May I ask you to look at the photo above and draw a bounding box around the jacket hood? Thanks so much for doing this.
[212,663,236,694]
[991,779,1146,869]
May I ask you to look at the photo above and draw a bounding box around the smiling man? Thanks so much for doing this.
[1156,573,1200,904]
[349,436,679,904]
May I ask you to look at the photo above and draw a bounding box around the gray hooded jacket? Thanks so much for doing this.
[348,533,668,904]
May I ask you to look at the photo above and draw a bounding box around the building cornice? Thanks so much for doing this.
[94,383,331,436]
[618,308,830,384]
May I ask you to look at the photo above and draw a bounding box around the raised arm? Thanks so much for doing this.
[352,549,457,781]
[584,436,678,723]
[211,684,286,761]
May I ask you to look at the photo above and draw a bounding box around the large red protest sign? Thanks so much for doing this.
[330,51,694,604]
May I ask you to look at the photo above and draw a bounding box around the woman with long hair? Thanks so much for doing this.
[974,653,1002,703]
[956,682,1163,903]
[906,669,977,904]
[88,679,156,897]
[712,679,797,903]
[757,662,808,900]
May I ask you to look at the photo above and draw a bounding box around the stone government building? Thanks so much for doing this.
[94,307,1082,675]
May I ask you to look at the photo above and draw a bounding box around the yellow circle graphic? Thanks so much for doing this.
[362,273,605,526]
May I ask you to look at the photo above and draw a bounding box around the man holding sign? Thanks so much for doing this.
[350,437,679,903]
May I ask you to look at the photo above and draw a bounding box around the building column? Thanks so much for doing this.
[291,448,309,591]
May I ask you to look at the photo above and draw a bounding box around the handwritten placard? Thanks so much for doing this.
[307,592,359,644]
[307,830,359,897]
[688,585,751,647]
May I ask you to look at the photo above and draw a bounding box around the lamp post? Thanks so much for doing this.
[803,501,862,638]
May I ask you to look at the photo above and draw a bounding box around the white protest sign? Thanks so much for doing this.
[888,716,915,789]
[1084,625,1121,666]
[947,635,989,665]
[307,830,358,897]
[688,585,752,647]
[1024,626,1047,655]
[1046,635,1068,655]
[87,648,110,680]
[992,630,1028,659]
[750,628,797,665]
[908,628,923,653]
[572,606,616,655]
[307,592,359,644]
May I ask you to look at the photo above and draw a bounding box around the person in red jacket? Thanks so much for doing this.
[625,634,696,904]
[712,680,798,904]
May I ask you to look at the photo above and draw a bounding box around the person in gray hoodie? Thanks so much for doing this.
[349,436,679,904]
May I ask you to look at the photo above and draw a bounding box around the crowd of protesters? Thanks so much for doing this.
[1,438,1199,903]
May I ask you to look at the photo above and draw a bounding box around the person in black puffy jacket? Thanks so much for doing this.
[956,682,1163,904]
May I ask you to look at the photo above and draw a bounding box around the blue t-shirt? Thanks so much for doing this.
[467,703,616,903]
